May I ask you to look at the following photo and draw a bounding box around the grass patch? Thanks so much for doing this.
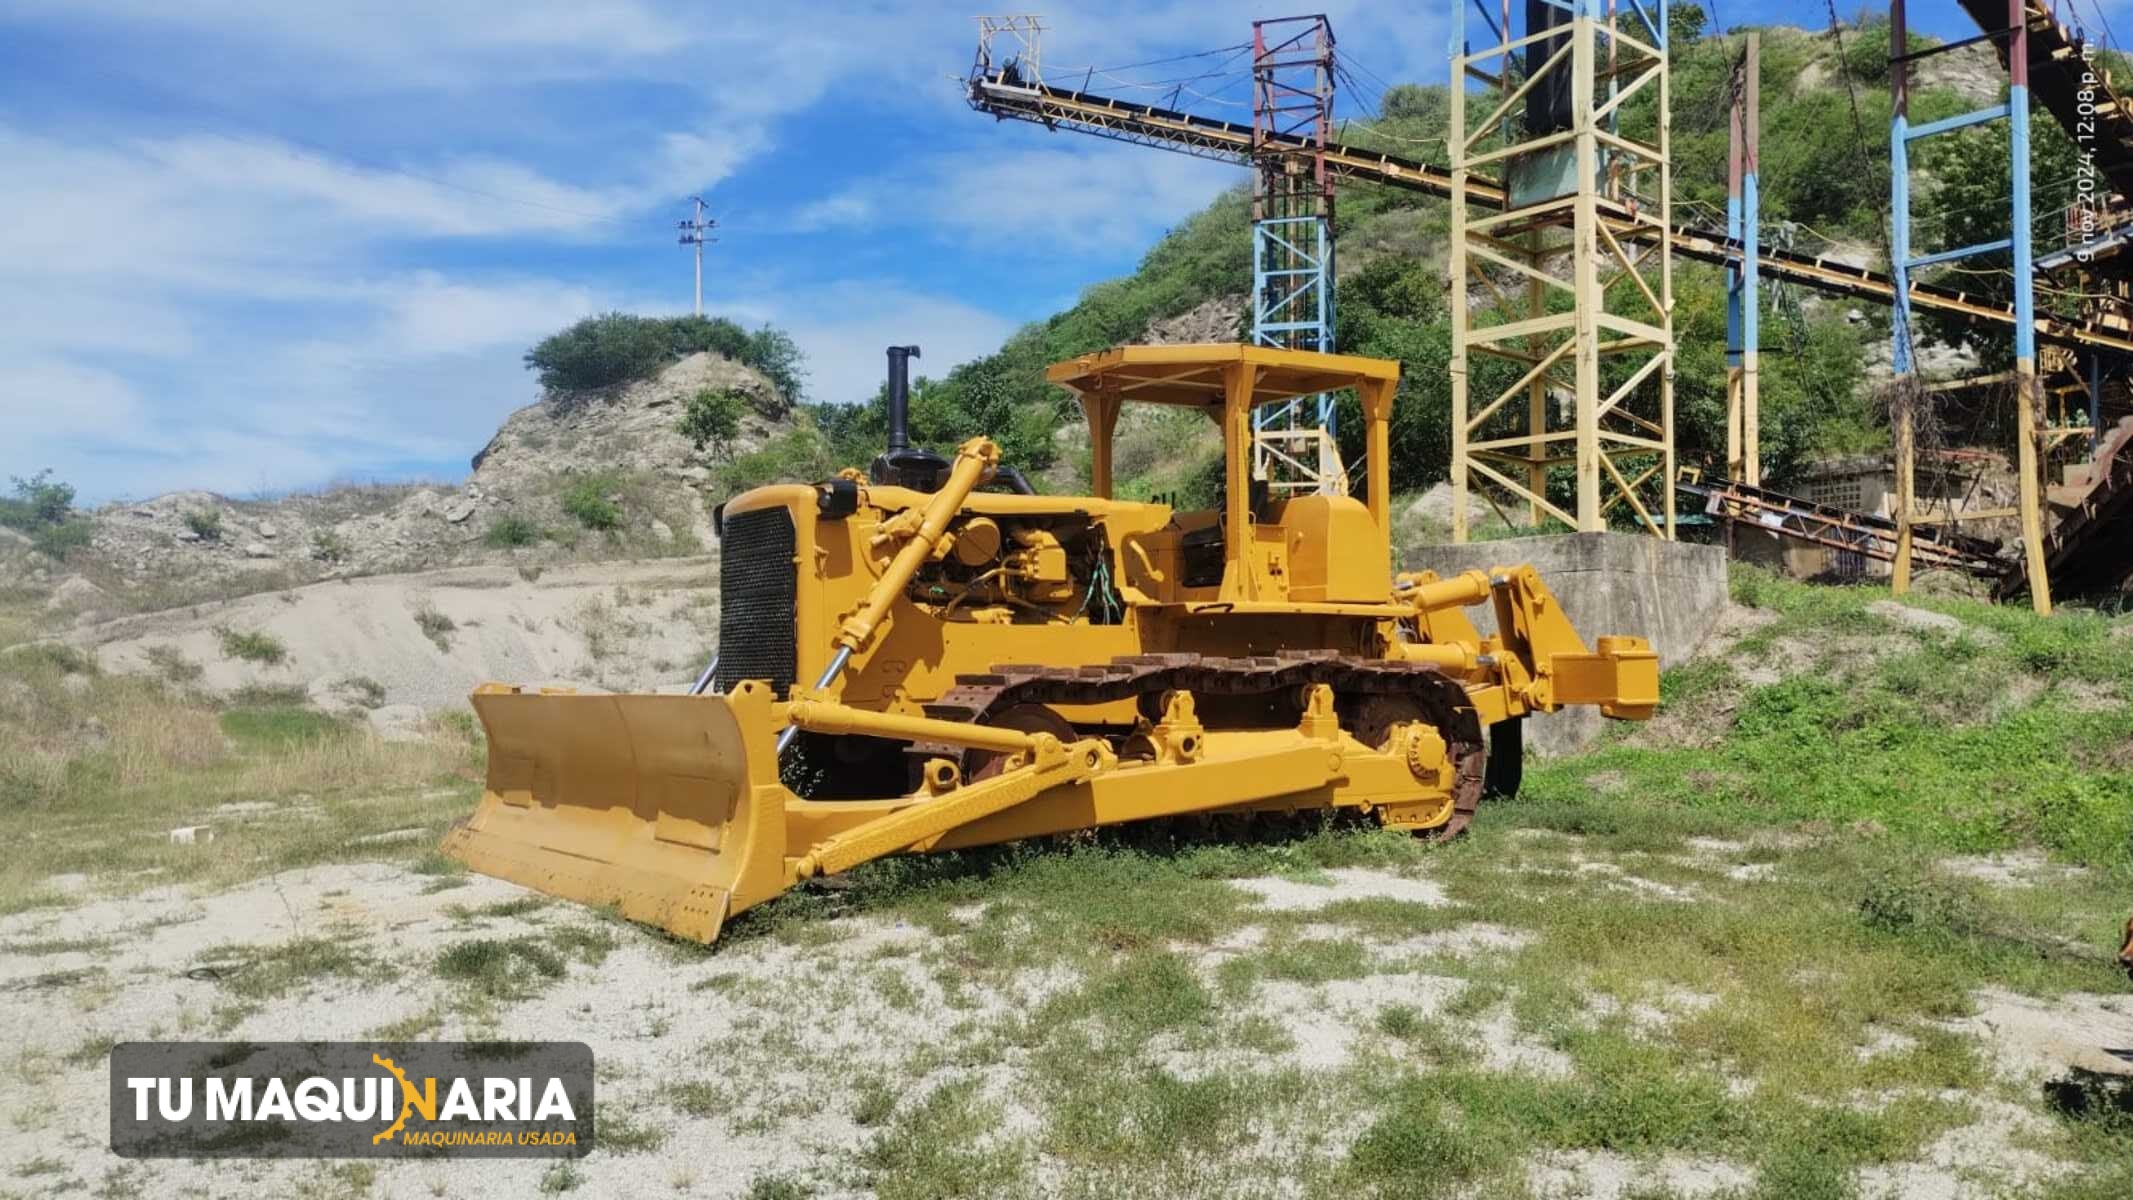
[434,927,612,1004]
[860,1078,1031,1200]
[1527,566,2133,863]
[560,473,624,532]
[595,1103,668,1153]
[215,625,287,665]
[412,603,455,651]
[142,643,201,684]
[485,514,541,548]
[220,705,344,750]
[213,935,383,1001]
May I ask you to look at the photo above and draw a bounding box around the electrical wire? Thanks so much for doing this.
[1821,0,1920,369]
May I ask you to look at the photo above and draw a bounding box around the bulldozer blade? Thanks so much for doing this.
[441,683,795,943]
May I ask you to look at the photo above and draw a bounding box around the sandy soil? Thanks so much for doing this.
[4,852,2122,1199]
[61,556,721,712]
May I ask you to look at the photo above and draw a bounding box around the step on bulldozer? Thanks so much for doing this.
[443,343,1659,943]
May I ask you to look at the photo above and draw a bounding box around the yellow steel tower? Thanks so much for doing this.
[1448,0,1675,540]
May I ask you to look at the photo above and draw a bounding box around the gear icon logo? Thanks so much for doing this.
[371,1053,416,1145]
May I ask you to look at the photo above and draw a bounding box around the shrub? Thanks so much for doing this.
[560,475,623,531]
[310,530,350,563]
[713,423,838,501]
[526,313,805,399]
[524,312,673,393]
[143,644,202,684]
[413,604,456,651]
[485,514,541,548]
[184,510,224,542]
[214,626,287,665]
[0,472,91,558]
[31,520,93,560]
[678,388,746,458]
[0,470,76,530]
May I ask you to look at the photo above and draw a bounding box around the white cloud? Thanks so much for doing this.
[0,2,1456,504]
[805,141,1238,250]
[732,282,1020,407]
[373,274,602,358]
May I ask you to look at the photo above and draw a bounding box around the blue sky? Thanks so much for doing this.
[0,2,2071,502]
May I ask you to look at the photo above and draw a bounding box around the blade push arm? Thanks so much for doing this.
[1395,566,1658,721]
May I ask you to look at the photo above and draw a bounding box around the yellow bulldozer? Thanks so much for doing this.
[443,343,1659,943]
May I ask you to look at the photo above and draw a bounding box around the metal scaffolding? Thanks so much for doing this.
[1249,15,1344,496]
[1724,33,1761,489]
[1447,0,1676,540]
[1887,0,2052,613]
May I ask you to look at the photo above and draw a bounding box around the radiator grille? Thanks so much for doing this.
[713,507,797,697]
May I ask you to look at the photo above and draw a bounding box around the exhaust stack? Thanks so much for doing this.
[885,344,919,453]
[870,344,951,489]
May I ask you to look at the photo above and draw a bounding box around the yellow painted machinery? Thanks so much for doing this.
[443,344,1658,943]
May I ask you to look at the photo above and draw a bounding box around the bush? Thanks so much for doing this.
[184,510,224,542]
[0,470,76,530]
[485,515,541,548]
[713,424,839,501]
[143,644,202,684]
[678,388,746,458]
[0,472,91,558]
[526,313,806,399]
[310,529,350,563]
[215,626,287,665]
[413,603,456,651]
[560,474,623,531]
[524,312,673,392]
[31,520,93,561]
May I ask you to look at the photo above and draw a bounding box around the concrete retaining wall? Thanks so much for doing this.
[1409,532,1730,756]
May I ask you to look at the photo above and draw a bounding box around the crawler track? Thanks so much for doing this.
[912,651,1487,836]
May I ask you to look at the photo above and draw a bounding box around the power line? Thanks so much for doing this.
[1822,0,1918,368]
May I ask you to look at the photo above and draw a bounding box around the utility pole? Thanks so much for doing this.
[678,196,715,316]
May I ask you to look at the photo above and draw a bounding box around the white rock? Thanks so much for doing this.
[442,499,477,524]
[651,519,674,542]
[243,541,273,558]
[1868,599,1965,635]
[176,529,201,543]
[257,522,278,539]
[169,825,214,845]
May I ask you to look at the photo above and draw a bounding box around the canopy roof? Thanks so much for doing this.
[1044,343,1401,409]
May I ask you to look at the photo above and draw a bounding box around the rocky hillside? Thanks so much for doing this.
[61,352,791,620]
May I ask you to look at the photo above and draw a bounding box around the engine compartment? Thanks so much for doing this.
[907,512,1125,625]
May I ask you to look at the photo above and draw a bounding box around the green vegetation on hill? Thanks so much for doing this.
[527,313,804,399]
[1546,567,2133,863]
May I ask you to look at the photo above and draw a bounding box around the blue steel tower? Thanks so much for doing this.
[1249,15,1341,495]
